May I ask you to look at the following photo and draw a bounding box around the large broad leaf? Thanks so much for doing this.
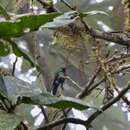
[21,93,96,110]
[0,111,22,130]
[0,12,62,38]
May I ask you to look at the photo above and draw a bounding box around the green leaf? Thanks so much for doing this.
[0,111,22,130]
[0,12,62,38]
[21,93,95,110]
[0,41,10,56]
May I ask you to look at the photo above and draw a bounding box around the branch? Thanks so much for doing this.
[39,106,49,123]
[12,57,18,76]
[77,66,101,98]
[85,82,130,125]
[114,64,130,73]
[77,60,130,99]
[60,0,76,10]
[66,76,83,90]
[89,29,130,46]
[106,53,130,64]
[37,117,86,130]
[114,87,130,109]
[5,38,40,71]
[84,78,105,96]
[80,18,130,46]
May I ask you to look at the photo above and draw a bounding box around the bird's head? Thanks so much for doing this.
[60,67,67,75]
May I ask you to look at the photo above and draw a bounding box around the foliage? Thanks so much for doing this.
[0,0,130,130]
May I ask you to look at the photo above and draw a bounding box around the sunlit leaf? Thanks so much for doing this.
[43,11,78,28]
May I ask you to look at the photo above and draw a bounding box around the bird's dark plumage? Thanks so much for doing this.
[52,68,67,95]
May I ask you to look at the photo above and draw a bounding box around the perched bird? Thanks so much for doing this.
[52,67,67,95]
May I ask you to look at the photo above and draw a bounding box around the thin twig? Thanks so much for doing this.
[66,76,83,90]
[12,57,18,76]
[113,64,130,74]
[62,109,68,130]
[39,105,49,123]
[77,66,101,98]
[62,123,67,130]
[86,78,105,95]
[60,0,76,10]
[105,54,130,64]
[114,87,130,109]
[5,38,40,71]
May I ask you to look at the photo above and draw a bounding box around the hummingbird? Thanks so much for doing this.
[52,67,67,95]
